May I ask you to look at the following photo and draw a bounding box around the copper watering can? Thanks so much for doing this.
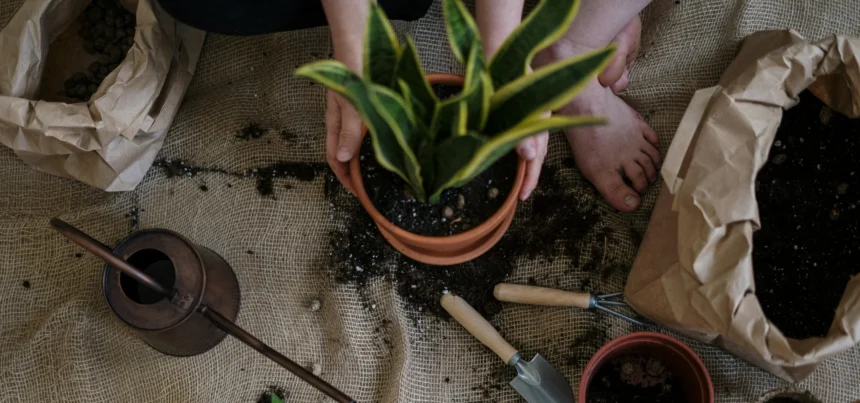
[50,218,355,403]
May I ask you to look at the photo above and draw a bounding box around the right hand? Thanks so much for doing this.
[325,88,363,195]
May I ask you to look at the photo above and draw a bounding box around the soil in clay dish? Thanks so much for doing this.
[753,91,860,340]
[359,84,517,236]
[586,355,687,403]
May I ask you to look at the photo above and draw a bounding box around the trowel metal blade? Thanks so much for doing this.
[509,354,574,403]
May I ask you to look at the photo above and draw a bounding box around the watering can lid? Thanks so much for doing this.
[104,229,206,331]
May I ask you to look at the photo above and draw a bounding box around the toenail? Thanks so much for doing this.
[624,195,639,208]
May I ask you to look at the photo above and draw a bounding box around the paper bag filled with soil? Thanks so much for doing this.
[0,0,204,191]
[625,30,860,382]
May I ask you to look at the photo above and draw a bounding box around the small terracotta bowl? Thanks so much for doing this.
[579,332,714,403]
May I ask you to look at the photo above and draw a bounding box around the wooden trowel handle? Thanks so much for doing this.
[441,294,518,364]
[494,283,591,309]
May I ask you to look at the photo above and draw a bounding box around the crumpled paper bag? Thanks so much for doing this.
[0,0,204,191]
[625,30,860,382]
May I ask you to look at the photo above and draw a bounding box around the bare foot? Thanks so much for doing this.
[560,81,660,211]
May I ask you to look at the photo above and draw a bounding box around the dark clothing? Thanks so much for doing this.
[156,0,433,35]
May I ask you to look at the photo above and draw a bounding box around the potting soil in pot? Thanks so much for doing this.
[753,91,860,340]
[359,137,517,237]
[586,355,687,403]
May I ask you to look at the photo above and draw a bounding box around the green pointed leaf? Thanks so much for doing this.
[270,394,284,403]
[365,3,400,87]
[370,86,427,201]
[484,46,615,135]
[429,115,604,200]
[394,38,437,125]
[295,61,414,189]
[430,47,488,140]
[488,0,581,88]
[428,133,489,203]
[442,0,484,66]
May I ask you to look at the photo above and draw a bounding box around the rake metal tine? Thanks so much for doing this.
[596,292,624,300]
[593,304,645,326]
[596,300,627,307]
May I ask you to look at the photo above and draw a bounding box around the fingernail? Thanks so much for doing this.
[521,145,536,160]
[624,195,640,208]
[520,189,533,201]
[336,148,353,162]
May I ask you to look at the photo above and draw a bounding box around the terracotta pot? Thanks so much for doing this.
[349,73,526,266]
[579,332,714,403]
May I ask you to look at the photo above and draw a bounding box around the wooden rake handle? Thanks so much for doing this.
[440,293,518,364]
[493,283,592,309]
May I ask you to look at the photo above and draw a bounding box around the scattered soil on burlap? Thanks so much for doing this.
[766,398,805,403]
[331,156,608,317]
[359,137,516,236]
[63,0,136,101]
[237,122,267,140]
[586,355,686,403]
[255,386,289,403]
[153,158,325,198]
[753,91,860,340]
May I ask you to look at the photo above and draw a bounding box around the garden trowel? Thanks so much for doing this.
[440,293,574,403]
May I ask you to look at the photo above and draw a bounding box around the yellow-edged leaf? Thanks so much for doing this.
[484,45,615,135]
[488,0,581,88]
[365,3,400,87]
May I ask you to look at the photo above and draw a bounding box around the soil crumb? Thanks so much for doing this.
[586,355,686,403]
[359,137,516,236]
[237,122,267,140]
[22,280,31,289]
[753,91,860,339]
[248,162,326,198]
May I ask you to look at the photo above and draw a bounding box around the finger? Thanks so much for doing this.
[325,93,355,194]
[336,101,363,163]
[609,69,630,93]
[624,17,642,66]
[517,137,538,161]
[636,152,658,183]
[623,160,649,193]
[520,149,546,201]
[598,49,628,89]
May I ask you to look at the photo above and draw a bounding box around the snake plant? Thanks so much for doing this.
[297,0,613,203]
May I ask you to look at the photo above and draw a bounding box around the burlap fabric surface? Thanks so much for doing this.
[1,1,859,402]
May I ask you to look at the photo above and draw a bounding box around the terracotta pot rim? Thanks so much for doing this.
[578,331,714,403]
[349,72,526,245]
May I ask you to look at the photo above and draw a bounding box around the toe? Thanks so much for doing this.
[641,121,659,145]
[636,152,658,183]
[593,170,641,212]
[641,139,662,166]
[623,161,649,193]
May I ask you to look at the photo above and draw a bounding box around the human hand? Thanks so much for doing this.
[325,90,363,195]
[598,15,641,93]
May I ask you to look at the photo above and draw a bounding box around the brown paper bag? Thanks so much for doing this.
[0,0,204,191]
[625,30,860,382]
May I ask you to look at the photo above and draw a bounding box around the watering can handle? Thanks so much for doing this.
[494,284,591,309]
[441,293,518,364]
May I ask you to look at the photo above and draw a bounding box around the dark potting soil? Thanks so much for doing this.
[359,137,517,236]
[586,355,687,403]
[753,91,860,340]
[331,154,609,317]
[766,398,805,403]
[64,0,136,101]
[431,83,462,101]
